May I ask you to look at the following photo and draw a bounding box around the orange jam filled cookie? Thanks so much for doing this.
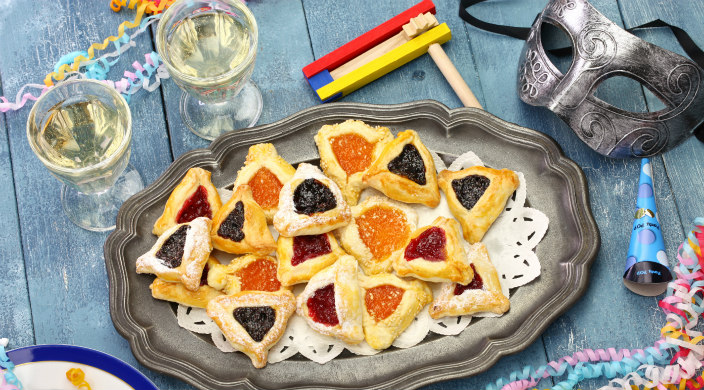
[315,120,393,205]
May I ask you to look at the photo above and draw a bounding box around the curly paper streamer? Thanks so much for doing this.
[43,0,171,86]
[0,84,50,113]
[110,0,174,15]
[101,52,170,102]
[0,340,21,390]
[66,368,92,390]
[1,3,162,112]
[490,219,704,390]
[56,12,160,81]
[617,221,704,390]
[486,342,675,390]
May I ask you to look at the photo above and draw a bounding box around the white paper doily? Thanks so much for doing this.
[177,151,549,364]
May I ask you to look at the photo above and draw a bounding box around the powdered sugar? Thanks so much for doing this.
[177,151,548,364]
[273,163,351,236]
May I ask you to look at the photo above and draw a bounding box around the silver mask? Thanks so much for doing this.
[517,0,704,158]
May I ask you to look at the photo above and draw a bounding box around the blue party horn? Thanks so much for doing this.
[623,158,673,296]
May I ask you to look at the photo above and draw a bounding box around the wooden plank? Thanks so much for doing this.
[302,0,549,386]
[618,0,704,228]
[157,0,319,159]
[459,0,684,388]
[0,84,34,347]
[0,2,187,388]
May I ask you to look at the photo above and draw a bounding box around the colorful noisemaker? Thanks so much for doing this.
[623,158,673,296]
[302,0,481,107]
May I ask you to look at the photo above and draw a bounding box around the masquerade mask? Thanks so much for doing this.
[461,0,704,158]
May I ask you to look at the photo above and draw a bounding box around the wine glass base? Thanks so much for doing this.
[61,164,144,232]
[180,80,263,141]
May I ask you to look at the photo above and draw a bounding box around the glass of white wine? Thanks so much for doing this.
[27,79,144,232]
[156,0,262,140]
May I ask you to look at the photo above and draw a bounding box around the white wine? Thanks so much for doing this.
[36,95,125,169]
[167,10,251,79]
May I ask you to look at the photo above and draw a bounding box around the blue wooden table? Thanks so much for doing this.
[1,0,703,389]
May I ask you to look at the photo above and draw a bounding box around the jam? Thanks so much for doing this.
[365,284,405,322]
[453,265,483,295]
[387,144,426,185]
[248,168,283,209]
[293,178,337,215]
[235,258,281,292]
[217,201,245,242]
[177,185,212,223]
[307,284,338,326]
[451,175,490,211]
[291,234,332,266]
[199,262,210,286]
[404,226,446,262]
[233,306,276,342]
[357,206,409,260]
[330,134,375,175]
[155,225,191,268]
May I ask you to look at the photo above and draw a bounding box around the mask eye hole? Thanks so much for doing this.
[539,21,574,76]
[593,75,668,113]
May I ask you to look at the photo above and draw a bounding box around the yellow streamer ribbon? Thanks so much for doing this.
[44,0,173,86]
[66,368,92,390]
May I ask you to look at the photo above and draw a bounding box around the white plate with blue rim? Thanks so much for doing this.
[4,345,158,390]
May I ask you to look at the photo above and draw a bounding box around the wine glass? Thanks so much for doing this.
[26,79,144,232]
[156,0,262,140]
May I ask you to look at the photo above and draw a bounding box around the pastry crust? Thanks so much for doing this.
[296,255,364,344]
[232,143,296,222]
[315,120,393,205]
[218,254,288,295]
[149,257,223,308]
[363,130,440,207]
[359,273,432,350]
[210,185,277,255]
[273,163,351,237]
[276,232,346,286]
[438,166,519,243]
[207,290,296,368]
[153,167,222,236]
[339,196,418,275]
[137,217,213,291]
[429,243,510,319]
[392,217,474,284]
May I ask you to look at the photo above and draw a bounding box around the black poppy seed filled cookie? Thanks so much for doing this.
[274,163,351,237]
[210,185,276,255]
[363,130,440,208]
[438,166,519,244]
[207,290,296,368]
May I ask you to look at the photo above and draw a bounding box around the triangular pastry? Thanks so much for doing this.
[315,120,393,205]
[296,255,364,344]
[273,163,351,237]
[363,130,440,207]
[359,273,432,350]
[276,232,346,286]
[153,167,222,236]
[207,290,296,368]
[210,185,276,255]
[429,243,510,319]
[137,217,213,291]
[339,196,417,275]
[232,144,296,222]
[149,256,224,308]
[209,254,287,295]
[438,166,519,243]
[392,217,473,284]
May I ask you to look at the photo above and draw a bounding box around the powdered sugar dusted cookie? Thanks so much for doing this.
[137,217,212,291]
[273,163,351,237]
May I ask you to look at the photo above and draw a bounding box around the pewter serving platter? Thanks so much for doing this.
[105,100,599,390]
